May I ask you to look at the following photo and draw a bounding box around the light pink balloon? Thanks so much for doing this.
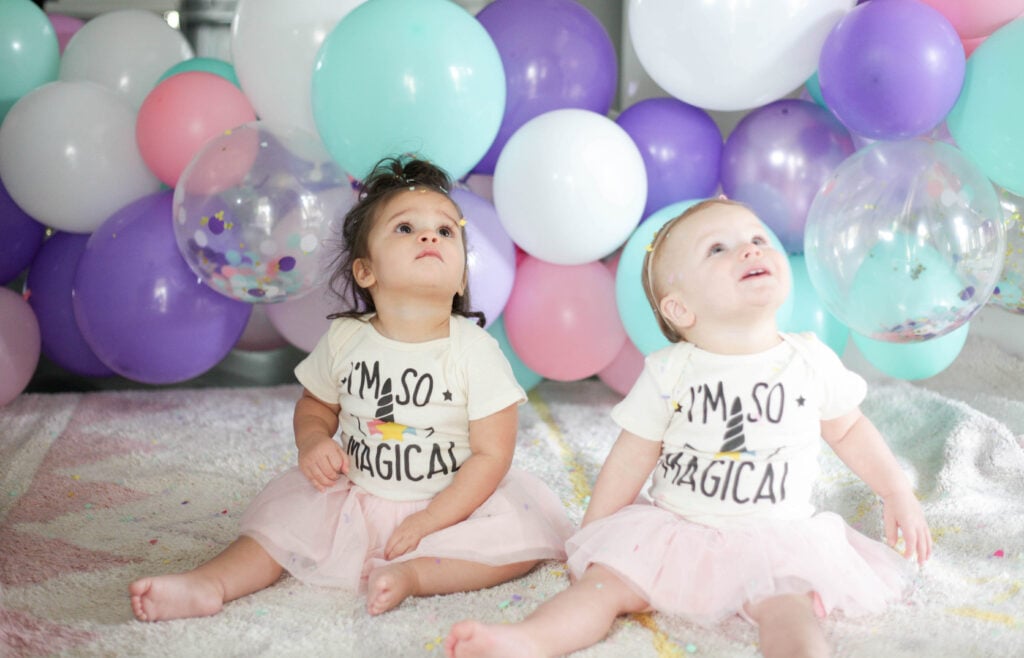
[598,338,645,396]
[265,285,341,352]
[0,288,41,406]
[235,304,288,352]
[503,256,626,382]
[136,72,256,187]
[919,0,1024,39]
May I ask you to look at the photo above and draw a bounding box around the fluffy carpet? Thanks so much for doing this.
[1,335,1023,658]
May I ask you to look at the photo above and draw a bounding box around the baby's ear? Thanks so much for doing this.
[352,258,375,289]
[660,294,695,330]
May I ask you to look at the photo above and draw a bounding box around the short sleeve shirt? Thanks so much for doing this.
[295,315,526,501]
[611,333,867,526]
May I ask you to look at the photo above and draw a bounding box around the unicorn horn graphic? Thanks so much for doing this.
[717,396,747,458]
[368,379,411,442]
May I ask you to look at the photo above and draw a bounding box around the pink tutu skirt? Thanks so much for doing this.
[239,466,572,590]
[566,503,914,626]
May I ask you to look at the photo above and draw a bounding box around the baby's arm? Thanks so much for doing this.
[294,388,346,492]
[384,403,517,560]
[582,430,662,527]
[822,409,932,564]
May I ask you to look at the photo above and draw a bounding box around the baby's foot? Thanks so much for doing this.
[366,563,418,615]
[444,620,541,658]
[129,573,224,622]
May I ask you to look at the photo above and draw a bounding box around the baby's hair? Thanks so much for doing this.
[641,197,752,343]
[326,155,485,327]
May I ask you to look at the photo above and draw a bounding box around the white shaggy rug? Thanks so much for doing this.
[1,335,1023,657]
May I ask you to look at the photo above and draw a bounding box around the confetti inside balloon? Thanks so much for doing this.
[990,186,1024,313]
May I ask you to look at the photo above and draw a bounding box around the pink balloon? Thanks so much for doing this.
[597,338,645,396]
[265,285,340,352]
[919,0,1024,39]
[47,13,84,54]
[136,71,256,187]
[503,256,626,382]
[235,304,288,352]
[962,35,986,56]
[0,288,41,406]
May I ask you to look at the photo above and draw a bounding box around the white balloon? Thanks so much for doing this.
[0,81,162,233]
[627,0,854,111]
[232,0,367,135]
[59,9,193,109]
[493,109,647,265]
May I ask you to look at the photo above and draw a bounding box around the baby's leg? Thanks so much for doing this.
[745,593,829,658]
[366,558,537,616]
[129,535,282,622]
[445,564,649,658]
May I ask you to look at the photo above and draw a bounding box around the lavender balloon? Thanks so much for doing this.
[473,0,617,174]
[73,191,251,384]
[818,0,965,139]
[26,232,115,377]
[451,187,516,324]
[721,99,854,253]
[1,179,46,285]
[615,98,722,220]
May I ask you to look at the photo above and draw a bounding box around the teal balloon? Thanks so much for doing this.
[311,0,505,181]
[947,18,1024,196]
[0,0,60,125]
[158,57,240,88]
[781,253,849,356]
[804,71,826,108]
[615,199,793,355]
[852,322,968,380]
[487,316,543,393]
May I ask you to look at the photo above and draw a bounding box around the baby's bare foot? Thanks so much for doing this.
[366,563,417,616]
[445,620,542,658]
[129,573,223,622]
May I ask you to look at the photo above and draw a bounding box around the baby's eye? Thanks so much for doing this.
[752,235,768,246]
[396,223,413,234]
[438,226,454,238]
[707,243,725,256]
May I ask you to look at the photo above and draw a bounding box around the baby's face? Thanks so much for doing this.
[654,204,790,331]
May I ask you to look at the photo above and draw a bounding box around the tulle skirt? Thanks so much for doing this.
[240,466,573,591]
[566,503,914,626]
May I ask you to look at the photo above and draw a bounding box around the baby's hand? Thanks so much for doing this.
[385,510,438,560]
[882,489,932,566]
[298,436,348,492]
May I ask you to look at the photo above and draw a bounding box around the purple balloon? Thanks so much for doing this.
[721,99,855,254]
[73,191,252,384]
[818,0,965,139]
[451,187,516,325]
[473,0,617,175]
[26,232,115,377]
[1,179,47,285]
[615,98,722,220]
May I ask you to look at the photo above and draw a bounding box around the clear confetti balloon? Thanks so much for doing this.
[173,121,356,303]
[990,186,1024,313]
[805,139,1005,342]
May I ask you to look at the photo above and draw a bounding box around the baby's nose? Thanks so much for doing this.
[419,231,439,243]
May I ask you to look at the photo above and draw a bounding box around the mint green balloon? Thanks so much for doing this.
[804,71,826,108]
[311,0,505,181]
[487,316,543,393]
[0,0,60,124]
[782,254,848,356]
[158,57,240,88]
[947,18,1024,196]
[852,322,968,381]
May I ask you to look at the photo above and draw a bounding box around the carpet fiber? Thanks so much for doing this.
[2,336,1023,657]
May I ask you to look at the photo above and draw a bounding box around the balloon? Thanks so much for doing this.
[231,0,365,136]
[158,57,240,88]
[73,191,252,384]
[173,122,355,303]
[780,254,849,356]
[0,287,40,406]
[136,72,257,187]
[852,323,968,380]
[504,256,625,382]
[946,18,1024,196]
[0,179,46,285]
[818,0,965,140]
[24,232,115,377]
[235,305,288,352]
[450,188,516,325]
[312,0,505,181]
[615,98,722,220]
[721,99,854,253]
[0,0,59,125]
[805,139,1004,342]
[46,13,84,53]
[627,0,854,111]
[917,0,1024,39]
[59,9,193,109]
[989,187,1024,313]
[472,0,617,175]
[0,81,162,233]
[265,284,339,352]
[598,338,645,397]
[493,108,647,265]
[486,316,544,393]
[804,72,826,108]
